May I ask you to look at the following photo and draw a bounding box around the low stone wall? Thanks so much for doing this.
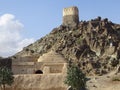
[7,74,67,90]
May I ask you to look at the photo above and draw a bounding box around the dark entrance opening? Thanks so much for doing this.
[35,70,43,74]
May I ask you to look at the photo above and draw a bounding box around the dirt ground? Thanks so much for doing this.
[87,72,120,90]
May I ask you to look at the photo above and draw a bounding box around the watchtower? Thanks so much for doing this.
[63,6,79,27]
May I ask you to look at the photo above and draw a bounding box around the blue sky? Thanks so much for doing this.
[0,0,120,57]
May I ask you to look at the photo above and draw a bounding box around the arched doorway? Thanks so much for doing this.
[35,70,43,74]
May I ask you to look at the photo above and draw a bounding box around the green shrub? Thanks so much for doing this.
[0,67,14,90]
[64,64,86,90]
[76,35,85,45]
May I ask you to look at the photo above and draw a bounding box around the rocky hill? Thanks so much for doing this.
[13,17,120,76]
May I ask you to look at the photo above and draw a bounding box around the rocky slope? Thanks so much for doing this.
[13,17,120,76]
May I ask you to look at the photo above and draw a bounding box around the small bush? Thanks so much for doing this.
[0,67,14,90]
[64,64,86,90]
[76,36,83,44]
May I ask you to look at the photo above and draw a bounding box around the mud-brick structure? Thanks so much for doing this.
[12,50,67,75]
[12,56,38,74]
[37,50,67,74]
[63,6,79,27]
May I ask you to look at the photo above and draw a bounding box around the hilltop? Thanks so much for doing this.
[13,16,120,76]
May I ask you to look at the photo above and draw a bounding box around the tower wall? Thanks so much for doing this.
[63,6,79,27]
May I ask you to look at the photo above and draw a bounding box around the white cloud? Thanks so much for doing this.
[0,14,34,57]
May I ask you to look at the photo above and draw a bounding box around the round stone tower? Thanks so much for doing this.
[63,6,79,27]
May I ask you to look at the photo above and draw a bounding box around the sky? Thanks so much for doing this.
[0,0,120,57]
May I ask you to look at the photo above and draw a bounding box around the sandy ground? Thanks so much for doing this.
[87,71,120,90]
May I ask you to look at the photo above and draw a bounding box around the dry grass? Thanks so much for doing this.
[112,75,120,81]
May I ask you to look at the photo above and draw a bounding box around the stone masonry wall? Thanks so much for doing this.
[6,74,67,90]
[63,6,79,27]
[63,6,78,16]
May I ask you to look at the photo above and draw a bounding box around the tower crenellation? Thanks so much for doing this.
[63,6,79,16]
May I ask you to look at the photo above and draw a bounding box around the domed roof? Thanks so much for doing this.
[37,50,66,63]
